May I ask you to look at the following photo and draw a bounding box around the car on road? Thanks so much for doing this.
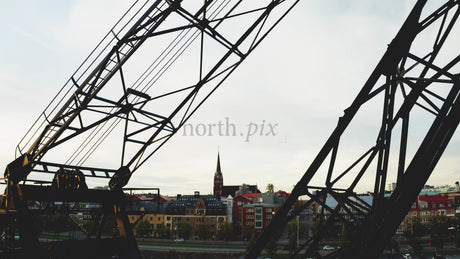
[322,245,334,251]
[402,254,412,259]
[432,253,447,259]
[174,238,185,243]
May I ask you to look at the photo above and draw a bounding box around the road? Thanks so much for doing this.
[138,243,246,253]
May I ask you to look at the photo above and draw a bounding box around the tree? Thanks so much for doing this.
[287,221,298,253]
[135,219,153,238]
[243,224,255,240]
[218,222,234,241]
[431,214,449,236]
[178,222,192,240]
[340,220,354,247]
[265,235,278,258]
[246,232,257,252]
[198,224,212,240]
[156,224,170,239]
[266,183,274,193]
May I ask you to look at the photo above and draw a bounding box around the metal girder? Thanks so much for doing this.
[2,1,300,258]
[247,0,460,258]
[10,0,299,188]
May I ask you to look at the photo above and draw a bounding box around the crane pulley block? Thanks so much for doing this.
[4,154,32,184]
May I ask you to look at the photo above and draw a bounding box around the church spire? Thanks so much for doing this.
[213,151,223,197]
[215,152,222,177]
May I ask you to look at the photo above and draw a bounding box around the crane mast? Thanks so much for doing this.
[2,0,459,258]
[248,0,460,258]
[1,1,299,258]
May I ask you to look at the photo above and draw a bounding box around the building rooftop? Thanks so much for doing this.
[165,193,226,215]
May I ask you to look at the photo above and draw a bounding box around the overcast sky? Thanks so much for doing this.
[0,0,458,196]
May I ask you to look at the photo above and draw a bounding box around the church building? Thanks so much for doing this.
[213,152,223,196]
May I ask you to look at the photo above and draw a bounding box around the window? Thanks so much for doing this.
[267,208,272,213]
[439,204,445,208]
[255,207,263,229]
[167,216,171,221]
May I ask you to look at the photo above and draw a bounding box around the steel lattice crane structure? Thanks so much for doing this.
[1,0,459,258]
[0,1,299,258]
[248,0,460,258]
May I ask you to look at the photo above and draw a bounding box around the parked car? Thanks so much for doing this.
[402,254,412,259]
[174,238,185,243]
[433,253,447,259]
[322,245,334,251]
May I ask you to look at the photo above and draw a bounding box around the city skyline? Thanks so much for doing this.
[0,1,459,196]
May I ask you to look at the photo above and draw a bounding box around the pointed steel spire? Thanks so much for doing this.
[215,152,223,177]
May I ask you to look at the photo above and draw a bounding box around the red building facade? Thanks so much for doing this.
[241,202,279,237]
[399,194,455,233]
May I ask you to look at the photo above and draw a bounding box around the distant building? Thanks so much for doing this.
[165,191,227,240]
[233,195,253,226]
[126,194,168,237]
[241,192,287,237]
[388,183,396,192]
[212,152,260,198]
[444,182,460,214]
[314,194,373,221]
[220,195,234,223]
[399,193,455,233]
[213,153,223,197]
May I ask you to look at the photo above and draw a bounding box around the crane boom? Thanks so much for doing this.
[1,1,299,258]
[248,0,460,257]
[7,0,299,187]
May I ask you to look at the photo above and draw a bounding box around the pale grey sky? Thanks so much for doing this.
[0,1,458,195]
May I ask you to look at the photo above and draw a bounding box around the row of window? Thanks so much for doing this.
[417,203,452,209]
[411,209,448,217]
[130,216,162,221]
[245,207,275,213]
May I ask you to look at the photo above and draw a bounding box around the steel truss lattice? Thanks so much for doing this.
[1,1,299,258]
[248,0,460,258]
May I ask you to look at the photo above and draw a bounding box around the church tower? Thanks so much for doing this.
[213,152,223,197]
